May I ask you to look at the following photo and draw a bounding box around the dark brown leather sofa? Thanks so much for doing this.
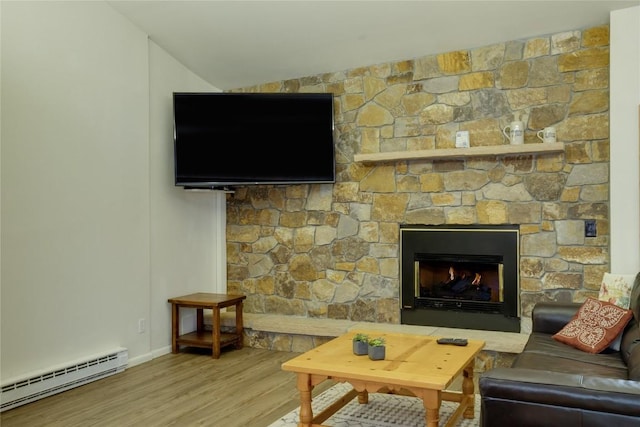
[479,273,640,427]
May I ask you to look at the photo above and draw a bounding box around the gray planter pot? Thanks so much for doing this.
[368,345,385,360]
[353,340,368,355]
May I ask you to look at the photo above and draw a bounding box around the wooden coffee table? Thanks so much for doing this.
[281,330,484,427]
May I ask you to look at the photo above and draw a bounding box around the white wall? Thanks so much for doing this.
[1,1,149,380]
[1,1,224,383]
[148,41,226,358]
[610,6,640,274]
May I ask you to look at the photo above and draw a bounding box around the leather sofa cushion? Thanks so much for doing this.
[621,321,640,380]
[514,332,628,379]
[532,302,580,334]
[631,272,640,321]
[621,273,640,379]
[621,319,640,364]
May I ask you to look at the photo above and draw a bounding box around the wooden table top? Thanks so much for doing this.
[282,330,485,390]
[167,293,246,306]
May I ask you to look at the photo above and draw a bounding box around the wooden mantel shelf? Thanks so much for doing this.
[354,142,564,163]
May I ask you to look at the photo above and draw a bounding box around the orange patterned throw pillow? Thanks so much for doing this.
[553,297,633,354]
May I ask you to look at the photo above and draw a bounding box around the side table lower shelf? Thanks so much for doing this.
[176,331,241,350]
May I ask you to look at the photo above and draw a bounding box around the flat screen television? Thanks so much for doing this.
[173,92,336,188]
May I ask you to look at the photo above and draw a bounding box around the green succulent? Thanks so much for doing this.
[368,337,386,347]
[353,333,370,342]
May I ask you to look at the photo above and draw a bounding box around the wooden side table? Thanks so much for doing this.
[168,293,246,359]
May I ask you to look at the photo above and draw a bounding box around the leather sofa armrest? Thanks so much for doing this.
[480,368,640,417]
[531,302,581,334]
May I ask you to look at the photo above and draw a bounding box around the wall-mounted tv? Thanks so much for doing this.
[173,92,335,189]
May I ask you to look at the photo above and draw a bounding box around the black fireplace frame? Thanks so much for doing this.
[400,224,520,332]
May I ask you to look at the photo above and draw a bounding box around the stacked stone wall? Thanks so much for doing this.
[226,25,611,328]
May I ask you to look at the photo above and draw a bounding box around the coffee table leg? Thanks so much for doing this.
[463,361,475,418]
[422,390,441,427]
[296,373,313,426]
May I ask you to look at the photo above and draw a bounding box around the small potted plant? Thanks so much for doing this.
[352,333,369,355]
[368,337,386,360]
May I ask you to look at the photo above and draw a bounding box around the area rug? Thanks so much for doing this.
[268,382,480,427]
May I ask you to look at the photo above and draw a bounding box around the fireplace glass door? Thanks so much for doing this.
[416,254,502,308]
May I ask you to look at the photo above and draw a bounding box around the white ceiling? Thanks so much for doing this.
[108,1,639,90]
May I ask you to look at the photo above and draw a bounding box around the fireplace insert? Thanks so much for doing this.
[400,225,520,332]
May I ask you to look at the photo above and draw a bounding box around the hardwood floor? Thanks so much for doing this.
[1,347,334,427]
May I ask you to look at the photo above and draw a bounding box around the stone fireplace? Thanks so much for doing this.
[225,24,611,347]
[400,225,520,332]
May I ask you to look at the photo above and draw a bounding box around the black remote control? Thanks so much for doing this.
[437,338,468,346]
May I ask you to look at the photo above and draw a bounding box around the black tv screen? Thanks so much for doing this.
[173,92,335,188]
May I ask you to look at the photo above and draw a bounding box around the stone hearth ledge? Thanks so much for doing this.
[208,311,528,354]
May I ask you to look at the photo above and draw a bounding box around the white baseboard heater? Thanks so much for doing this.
[1,347,128,412]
